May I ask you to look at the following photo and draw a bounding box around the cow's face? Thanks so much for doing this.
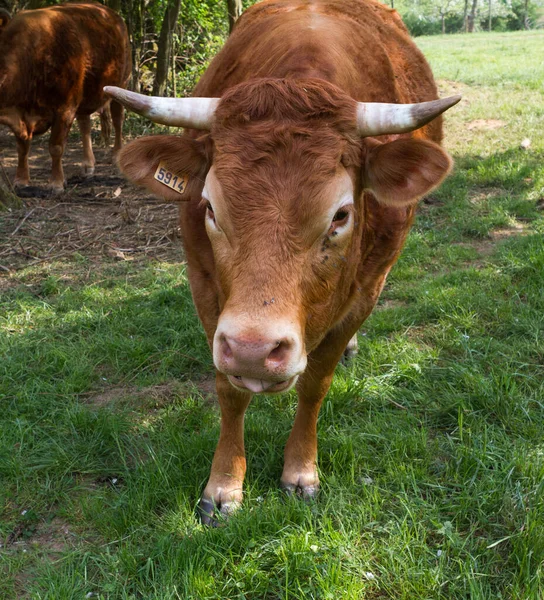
[115,79,453,393]
[203,101,365,393]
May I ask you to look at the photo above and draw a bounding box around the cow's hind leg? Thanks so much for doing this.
[281,322,358,497]
[198,372,251,526]
[98,104,112,147]
[110,100,124,155]
[48,111,75,192]
[14,136,32,187]
[77,114,96,177]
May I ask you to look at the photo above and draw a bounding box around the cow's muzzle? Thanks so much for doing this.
[213,316,307,394]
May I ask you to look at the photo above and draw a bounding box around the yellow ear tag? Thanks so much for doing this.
[153,162,189,195]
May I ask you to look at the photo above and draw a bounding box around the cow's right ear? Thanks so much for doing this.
[362,137,453,206]
[0,9,11,32]
[117,135,212,202]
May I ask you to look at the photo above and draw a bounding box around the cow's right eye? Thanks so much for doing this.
[206,201,215,221]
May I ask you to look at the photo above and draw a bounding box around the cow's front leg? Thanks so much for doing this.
[14,136,31,187]
[281,323,358,497]
[199,372,252,525]
[48,111,75,192]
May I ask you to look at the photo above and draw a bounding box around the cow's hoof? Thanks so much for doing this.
[340,333,359,365]
[197,497,240,527]
[83,165,95,177]
[47,182,65,195]
[280,480,319,500]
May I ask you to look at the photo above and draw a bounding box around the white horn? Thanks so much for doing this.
[104,86,219,130]
[356,95,461,136]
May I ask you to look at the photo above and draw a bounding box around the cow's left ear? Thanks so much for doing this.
[117,134,212,202]
[362,138,453,206]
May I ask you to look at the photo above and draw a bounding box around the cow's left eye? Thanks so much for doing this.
[332,209,349,224]
[329,207,351,233]
[206,201,215,222]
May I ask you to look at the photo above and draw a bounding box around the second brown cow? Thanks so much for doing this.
[106,0,460,524]
[0,2,131,192]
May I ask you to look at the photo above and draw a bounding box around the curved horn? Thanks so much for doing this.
[356,95,461,137]
[104,86,219,130]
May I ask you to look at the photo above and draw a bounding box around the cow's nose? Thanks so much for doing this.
[213,314,308,381]
[217,333,295,374]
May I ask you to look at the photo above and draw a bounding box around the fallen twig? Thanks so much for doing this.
[10,208,36,236]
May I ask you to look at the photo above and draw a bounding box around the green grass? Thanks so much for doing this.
[1,31,544,598]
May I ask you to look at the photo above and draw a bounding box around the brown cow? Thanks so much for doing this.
[106,0,460,524]
[0,2,131,192]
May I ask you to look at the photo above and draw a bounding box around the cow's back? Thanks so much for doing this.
[194,0,441,142]
[0,2,130,114]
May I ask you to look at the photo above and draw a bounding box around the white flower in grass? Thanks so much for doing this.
[364,571,376,580]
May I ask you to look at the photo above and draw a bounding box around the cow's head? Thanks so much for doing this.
[106,80,458,394]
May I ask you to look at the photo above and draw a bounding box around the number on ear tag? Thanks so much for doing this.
[153,162,189,195]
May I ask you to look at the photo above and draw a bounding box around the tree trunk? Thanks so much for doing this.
[153,0,182,97]
[468,0,478,32]
[524,0,530,29]
[463,0,469,31]
[226,0,242,33]
[488,0,492,31]
[442,13,446,33]
[125,0,145,92]
[107,0,121,13]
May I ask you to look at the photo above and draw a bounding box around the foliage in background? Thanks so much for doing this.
[394,0,544,35]
[1,0,541,96]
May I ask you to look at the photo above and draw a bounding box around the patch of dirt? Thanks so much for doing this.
[451,222,530,267]
[194,375,217,401]
[0,128,184,279]
[29,518,75,555]
[86,381,182,409]
[4,514,83,598]
[84,377,217,409]
[468,187,504,205]
[466,119,506,131]
[376,299,408,310]
[438,80,467,95]
[4,516,75,555]
[453,240,495,258]
[490,223,529,239]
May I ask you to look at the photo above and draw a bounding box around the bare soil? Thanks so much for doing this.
[0,128,184,277]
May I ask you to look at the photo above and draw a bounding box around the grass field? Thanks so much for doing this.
[1,30,544,599]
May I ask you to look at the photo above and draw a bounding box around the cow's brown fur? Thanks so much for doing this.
[117,0,455,522]
[0,2,131,190]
